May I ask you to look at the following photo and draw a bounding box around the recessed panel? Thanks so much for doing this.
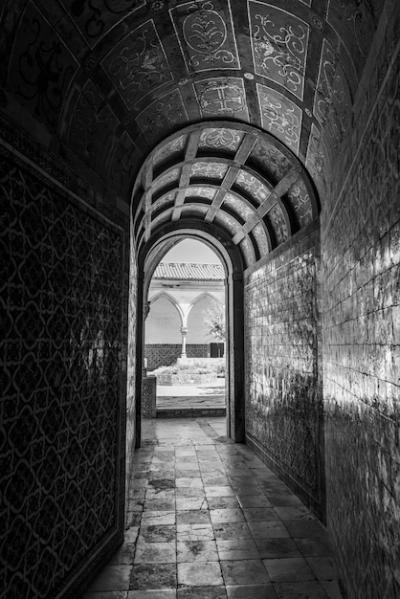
[249,138,292,183]
[267,204,288,245]
[257,84,302,154]
[170,0,240,73]
[223,192,255,222]
[190,162,229,179]
[249,1,309,100]
[252,222,271,254]
[214,209,243,236]
[153,135,187,167]
[286,179,313,228]
[102,20,172,110]
[185,186,216,200]
[235,170,271,205]
[152,168,181,194]
[194,78,249,121]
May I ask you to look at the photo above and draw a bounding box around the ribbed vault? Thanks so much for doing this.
[133,121,318,267]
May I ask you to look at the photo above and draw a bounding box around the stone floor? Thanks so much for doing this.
[83,418,343,599]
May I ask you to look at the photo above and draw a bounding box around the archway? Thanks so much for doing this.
[135,222,245,448]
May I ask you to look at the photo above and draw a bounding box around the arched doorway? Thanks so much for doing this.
[135,223,245,447]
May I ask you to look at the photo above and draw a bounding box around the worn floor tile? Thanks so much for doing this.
[263,557,315,582]
[226,585,278,598]
[220,559,270,585]
[86,418,342,599]
[178,561,223,586]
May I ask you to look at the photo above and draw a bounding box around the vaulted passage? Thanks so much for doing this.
[1,1,400,598]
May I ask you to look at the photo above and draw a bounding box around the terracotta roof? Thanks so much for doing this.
[154,262,224,280]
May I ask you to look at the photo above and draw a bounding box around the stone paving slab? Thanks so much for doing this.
[84,417,343,599]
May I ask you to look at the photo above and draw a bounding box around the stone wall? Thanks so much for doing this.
[244,226,323,516]
[0,146,126,598]
[322,18,400,599]
[145,344,209,370]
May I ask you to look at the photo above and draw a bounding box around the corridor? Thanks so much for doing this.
[84,418,342,599]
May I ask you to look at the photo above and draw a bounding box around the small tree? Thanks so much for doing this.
[205,303,225,342]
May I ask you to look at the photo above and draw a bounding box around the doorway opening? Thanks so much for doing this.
[144,238,227,418]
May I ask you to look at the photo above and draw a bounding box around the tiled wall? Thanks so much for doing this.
[322,29,400,598]
[244,227,324,516]
[0,147,126,598]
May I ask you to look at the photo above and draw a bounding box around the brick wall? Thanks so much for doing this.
[321,22,400,598]
[145,344,209,370]
[244,226,323,516]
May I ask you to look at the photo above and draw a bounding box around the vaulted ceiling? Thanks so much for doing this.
[1,0,384,248]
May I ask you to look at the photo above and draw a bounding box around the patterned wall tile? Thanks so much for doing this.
[68,79,119,171]
[194,77,249,121]
[313,38,352,151]
[249,1,309,100]
[285,179,313,229]
[170,0,240,73]
[8,1,78,130]
[136,89,188,146]
[102,20,172,110]
[62,0,145,48]
[1,148,124,599]
[256,84,302,154]
[185,185,216,200]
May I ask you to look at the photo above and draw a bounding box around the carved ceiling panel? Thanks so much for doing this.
[0,0,386,215]
[132,122,317,270]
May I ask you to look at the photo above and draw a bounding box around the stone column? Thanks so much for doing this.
[180,326,188,358]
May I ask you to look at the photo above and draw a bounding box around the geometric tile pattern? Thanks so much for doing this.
[245,240,324,515]
[0,150,124,599]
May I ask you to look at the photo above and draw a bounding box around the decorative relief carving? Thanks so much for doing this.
[190,161,228,179]
[223,192,255,222]
[153,135,186,166]
[249,1,309,100]
[266,203,288,245]
[136,89,188,145]
[68,80,119,171]
[235,170,271,205]
[199,127,244,152]
[170,0,240,73]
[102,20,172,109]
[257,83,302,153]
[286,179,313,228]
[313,39,352,150]
[195,77,249,120]
[249,138,292,183]
[8,1,77,129]
[63,0,144,47]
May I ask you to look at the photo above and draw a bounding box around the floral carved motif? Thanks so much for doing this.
[171,0,239,72]
[199,127,244,151]
[250,2,309,100]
